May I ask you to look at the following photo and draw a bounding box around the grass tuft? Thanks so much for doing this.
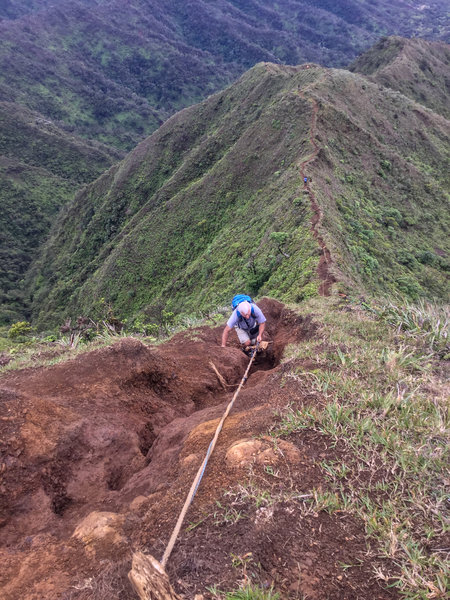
[375,298,449,357]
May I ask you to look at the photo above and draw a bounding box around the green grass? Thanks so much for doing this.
[202,296,448,599]
[375,298,449,357]
[0,305,229,373]
[273,297,449,599]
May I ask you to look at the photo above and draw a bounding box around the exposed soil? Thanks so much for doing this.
[0,299,397,599]
[298,77,337,296]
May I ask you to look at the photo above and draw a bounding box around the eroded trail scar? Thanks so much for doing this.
[298,88,335,296]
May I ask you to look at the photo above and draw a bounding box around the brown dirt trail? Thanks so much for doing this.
[0,299,397,600]
[298,79,336,296]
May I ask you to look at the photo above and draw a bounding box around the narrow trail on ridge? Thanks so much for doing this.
[298,80,336,296]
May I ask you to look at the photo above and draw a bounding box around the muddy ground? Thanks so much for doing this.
[0,299,398,599]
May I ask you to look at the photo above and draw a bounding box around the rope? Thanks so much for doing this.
[161,345,258,568]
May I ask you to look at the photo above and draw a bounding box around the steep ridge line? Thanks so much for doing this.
[297,78,336,296]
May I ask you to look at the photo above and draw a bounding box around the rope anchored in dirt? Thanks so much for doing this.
[128,345,260,596]
[297,85,336,296]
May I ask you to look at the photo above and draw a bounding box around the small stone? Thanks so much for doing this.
[225,439,264,467]
[130,495,148,511]
[225,437,302,468]
[72,511,125,550]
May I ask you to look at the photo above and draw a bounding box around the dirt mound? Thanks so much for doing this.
[0,299,396,599]
[0,333,249,540]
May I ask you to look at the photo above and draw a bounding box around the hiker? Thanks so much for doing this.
[221,295,266,348]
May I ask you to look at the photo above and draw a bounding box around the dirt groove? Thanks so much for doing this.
[0,299,398,599]
[298,79,337,296]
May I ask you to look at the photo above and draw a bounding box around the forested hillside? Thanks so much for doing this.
[1,2,449,326]
[1,1,448,149]
[26,41,449,328]
[0,102,122,323]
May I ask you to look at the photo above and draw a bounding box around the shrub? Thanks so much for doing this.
[350,245,379,275]
[380,207,403,228]
[270,232,290,258]
[396,250,418,269]
[396,275,422,299]
[8,321,33,341]
[296,281,318,302]
[246,266,272,296]
[270,232,289,246]
[417,250,436,265]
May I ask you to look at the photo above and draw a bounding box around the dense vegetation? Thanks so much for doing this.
[351,36,450,119]
[310,65,449,300]
[26,41,449,329]
[1,2,448,326]
[0,101,122,324]
[0,1,448,150]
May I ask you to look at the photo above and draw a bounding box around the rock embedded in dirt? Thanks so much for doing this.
[130,495,149,511]
[72,511,125,551]
[225,437,302,468]
[225,438,264,467]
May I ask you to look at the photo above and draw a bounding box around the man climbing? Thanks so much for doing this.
[221,295,266,349]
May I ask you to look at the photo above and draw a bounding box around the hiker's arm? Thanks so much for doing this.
[257,322,265,342]
[221,325,232,347]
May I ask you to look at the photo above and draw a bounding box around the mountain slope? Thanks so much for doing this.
[351,36,450,119]
[27,52,449,328]
[0,102,122,324]
[0,1,448,150]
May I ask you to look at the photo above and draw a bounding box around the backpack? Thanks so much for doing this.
[232,294,252,308]
[232,294,256,319]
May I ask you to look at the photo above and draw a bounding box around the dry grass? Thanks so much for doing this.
[62,560,135,600]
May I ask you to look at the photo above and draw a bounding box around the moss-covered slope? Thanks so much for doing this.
[27,56,449,327]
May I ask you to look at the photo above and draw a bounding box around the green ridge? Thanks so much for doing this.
[26,49,449,328]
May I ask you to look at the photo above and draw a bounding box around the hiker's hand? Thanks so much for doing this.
[257,334,262,342]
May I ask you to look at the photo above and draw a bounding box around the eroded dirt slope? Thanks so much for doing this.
[0,299,397,599]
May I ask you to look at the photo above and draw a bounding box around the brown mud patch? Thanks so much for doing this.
[0,299,397,599]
